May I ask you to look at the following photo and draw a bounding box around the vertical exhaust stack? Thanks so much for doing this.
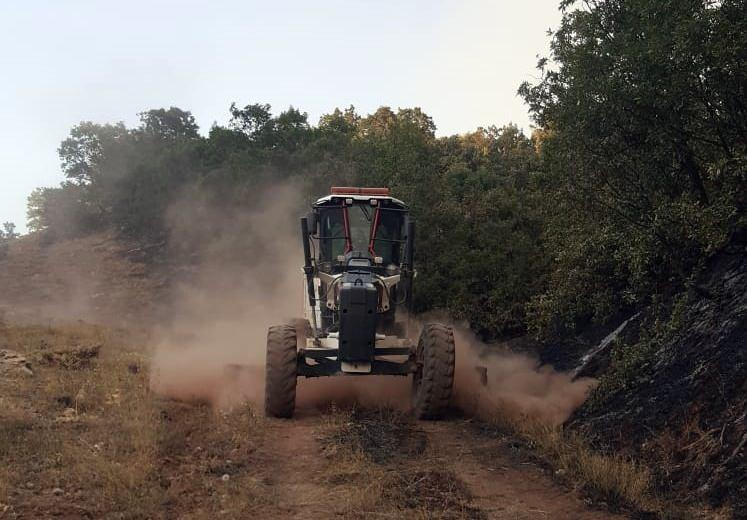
[403,219,416,312]
[300,216,318,341]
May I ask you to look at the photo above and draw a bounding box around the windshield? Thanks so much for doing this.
[347,203,373,252]
[319,206,346,261]
[317,202,405,266]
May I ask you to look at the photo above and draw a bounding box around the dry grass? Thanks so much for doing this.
[483,404,738,519]
[481,402,714,518]
[317,406,484,519]
[0,321,269,519]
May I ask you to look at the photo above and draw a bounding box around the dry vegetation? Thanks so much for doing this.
[1,319,731,519]
[317,406,485,519]
[0,321,270,519]
[477,403,733,519]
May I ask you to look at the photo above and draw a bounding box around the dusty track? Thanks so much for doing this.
[0,320,624,519]
[250,412,623,519]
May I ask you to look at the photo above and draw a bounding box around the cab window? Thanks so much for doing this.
[319,207,346,262]
[372,209,404,265]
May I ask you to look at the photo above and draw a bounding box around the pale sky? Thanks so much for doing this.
[0,0,561,232]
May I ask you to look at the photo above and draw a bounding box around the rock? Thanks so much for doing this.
[571,313,640,380]
[52,487,64,496]
[39,344,101,369]
[0,349,34,376]
[56,408,79,423]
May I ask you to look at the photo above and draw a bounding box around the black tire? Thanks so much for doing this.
[412,323,455,420]
[264,325,298,418]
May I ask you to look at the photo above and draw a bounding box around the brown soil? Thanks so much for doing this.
[0,324,625,519]
[248,411,625,519]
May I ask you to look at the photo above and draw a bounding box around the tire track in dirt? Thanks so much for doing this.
[255,414,335,519]
[420,420,625,519]
[251,411,625,519]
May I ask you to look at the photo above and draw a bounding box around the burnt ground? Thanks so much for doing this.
[573,238,747,517]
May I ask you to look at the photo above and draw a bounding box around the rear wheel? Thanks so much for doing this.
[264,325,298,418]
[412,323,455,419]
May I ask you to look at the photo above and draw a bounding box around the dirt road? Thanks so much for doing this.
[250,410,622,519]
[0,320,622,519]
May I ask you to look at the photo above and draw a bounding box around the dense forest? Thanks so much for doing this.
[25,0,745,343]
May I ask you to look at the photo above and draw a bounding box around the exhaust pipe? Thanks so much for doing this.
[300,217,319,341]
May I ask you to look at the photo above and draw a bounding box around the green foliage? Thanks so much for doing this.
[1,223,18,240]
[27,102,542,337]
[138,107,199,140]
[0,222,18,259]
[521,0,746,337]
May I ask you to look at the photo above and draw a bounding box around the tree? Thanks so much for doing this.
[520,0,746,335]
[30,102,544,339]
[0,222,18,259]
[229,102,274,142]
[1,222,18,239]
[138,107,199,140]
[58,122,128,186]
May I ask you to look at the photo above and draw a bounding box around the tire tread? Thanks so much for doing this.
[264,324,297,418]
[413,323,455,419]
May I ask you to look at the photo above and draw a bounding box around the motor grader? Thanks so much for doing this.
[264,187,456,419]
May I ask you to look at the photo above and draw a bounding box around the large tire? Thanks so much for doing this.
[412,323,455,419]
[264,325,298,418]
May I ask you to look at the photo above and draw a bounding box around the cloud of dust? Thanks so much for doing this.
[148,182,595,425]
[450,327,597,425]
[148,182,304,408]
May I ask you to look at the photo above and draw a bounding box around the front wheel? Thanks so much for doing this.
[412,323,455,419]
[264,325,298,418]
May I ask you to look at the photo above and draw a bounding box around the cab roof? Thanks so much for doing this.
[313,187,407,208]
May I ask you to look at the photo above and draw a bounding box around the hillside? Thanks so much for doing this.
[573,235,747,517]
[0,232,165,326]
[3,228,746,517]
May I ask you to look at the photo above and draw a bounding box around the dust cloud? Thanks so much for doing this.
[451,327,597,425]
[148,182,595,425]
[148,182,304,409]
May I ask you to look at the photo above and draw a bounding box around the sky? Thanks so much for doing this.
[0,0,562,233]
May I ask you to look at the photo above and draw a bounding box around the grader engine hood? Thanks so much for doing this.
[337,258,378,366]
